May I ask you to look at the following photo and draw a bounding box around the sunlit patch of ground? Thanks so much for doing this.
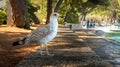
[0,25,41,67]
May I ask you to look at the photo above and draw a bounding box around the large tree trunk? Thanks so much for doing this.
[7,0,13,26]
[54,0,63,12]
[9,0,30,29]
[46,0,52,24]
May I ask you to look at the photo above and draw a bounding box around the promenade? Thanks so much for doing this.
[16,26,114,67]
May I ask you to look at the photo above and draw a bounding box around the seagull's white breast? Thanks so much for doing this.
[39,20,58,44]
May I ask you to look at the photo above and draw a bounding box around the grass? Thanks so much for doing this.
[106,30,120,37]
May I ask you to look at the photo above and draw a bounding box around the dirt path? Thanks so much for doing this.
[16,26,112,67]
[0,25,39,67]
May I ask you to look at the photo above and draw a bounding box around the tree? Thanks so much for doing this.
[108,0,119,23]
[46,0,63,24]
[9,0,30,29]
[46,0,52,24]
[77,0,109,21]
[58,0,110,24]
[28,2,40,24]
[54,0,63,12]
[7,0,13,26]
[58,0,72,23]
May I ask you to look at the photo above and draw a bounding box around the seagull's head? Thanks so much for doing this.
[50,12,60,20]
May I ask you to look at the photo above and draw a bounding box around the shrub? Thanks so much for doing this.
[0,9,6,25]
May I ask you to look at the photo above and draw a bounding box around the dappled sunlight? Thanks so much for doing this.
[54,47,92,53]
[0,26,31,33]
[1,0,117,66]
[1,24,118,66]
[74,38,85,42]
[16,49,102,67]
[0,26,40,67]
[78,35,104,38]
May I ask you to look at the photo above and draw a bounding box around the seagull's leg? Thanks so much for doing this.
[45,43,50,55]
[36,43,43,55]
[40,45,43,55]
[45,43,54,56]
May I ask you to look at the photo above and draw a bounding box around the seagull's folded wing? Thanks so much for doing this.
[25,25,52,42]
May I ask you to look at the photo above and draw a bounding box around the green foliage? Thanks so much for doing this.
[28,0,47,24]
[118,0,120,6]
[27,0,111,24]
[115,9,120,18]
[0,9,6,25]
[89,0,110,6]
[108,0,120,21]
[82,0,88,3]
[68,13,79,24]
[90,5,109,15]
[0,0,111,25]
[67,8,79,24]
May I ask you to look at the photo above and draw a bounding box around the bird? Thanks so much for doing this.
[12,12,60,56]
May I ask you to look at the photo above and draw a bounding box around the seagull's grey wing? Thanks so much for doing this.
[25,25,52,43]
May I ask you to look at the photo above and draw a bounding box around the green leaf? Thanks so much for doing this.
[118,0,120,6]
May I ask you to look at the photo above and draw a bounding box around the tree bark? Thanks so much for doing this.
[7,0,13,26]
[9,0,30,29]
[54,0,63,12]
[46,0,52,24]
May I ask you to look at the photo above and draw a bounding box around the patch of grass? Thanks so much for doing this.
[106,32,120,37]
[106,30,120,37]
[110,30,120,32]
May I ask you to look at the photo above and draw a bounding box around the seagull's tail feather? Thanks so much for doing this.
[12,37,27,46]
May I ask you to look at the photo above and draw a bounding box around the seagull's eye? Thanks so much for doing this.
[54,14,57,16]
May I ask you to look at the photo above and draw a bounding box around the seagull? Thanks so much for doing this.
[12,12,60,55]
